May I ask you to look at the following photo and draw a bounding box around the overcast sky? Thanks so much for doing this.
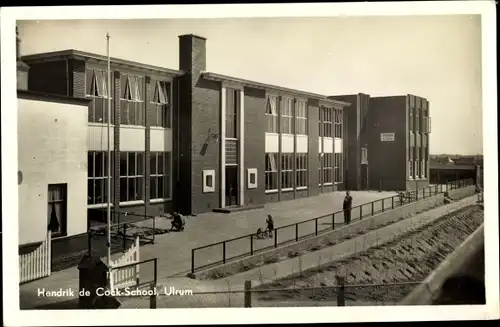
[18,16,483,155]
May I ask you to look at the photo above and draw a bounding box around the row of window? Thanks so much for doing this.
[87,151,171,205]
[408,159,428,179]
[86,69,171,128]
[409,134,429,149]
[319,153,344,185]
[319,106,343,138]
[409,110,431,133]
[264,152,343,191]
[266,96,308,135]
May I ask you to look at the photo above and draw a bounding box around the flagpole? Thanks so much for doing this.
[106,33,112,266]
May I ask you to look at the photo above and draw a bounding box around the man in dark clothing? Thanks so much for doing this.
[343,191,353,224]
[265,214,274,237]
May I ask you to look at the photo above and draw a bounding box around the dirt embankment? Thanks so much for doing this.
[254,205,484,306]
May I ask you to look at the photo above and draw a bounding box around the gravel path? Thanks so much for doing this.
[253,205,484,306]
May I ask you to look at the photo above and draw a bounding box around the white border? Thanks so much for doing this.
[247,168,258,189]
[202,169,215,193]
[1,1,498,325]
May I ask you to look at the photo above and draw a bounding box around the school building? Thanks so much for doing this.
[17,30,431,271]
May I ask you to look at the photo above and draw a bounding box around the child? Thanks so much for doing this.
[265,214,274,237]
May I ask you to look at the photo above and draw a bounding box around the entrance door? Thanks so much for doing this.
[225,166,238,207]
[361,164,369,190]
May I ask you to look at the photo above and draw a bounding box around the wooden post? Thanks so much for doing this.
[244,280,252,308]
[336,276,345,306]
[150,282,157,309]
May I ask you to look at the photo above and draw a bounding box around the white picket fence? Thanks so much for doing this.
[19,231,52,283]
[108,236,140,290]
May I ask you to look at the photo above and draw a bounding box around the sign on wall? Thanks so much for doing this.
[380,133,395,142]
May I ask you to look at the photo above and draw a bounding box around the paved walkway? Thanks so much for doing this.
[19,190,396,308]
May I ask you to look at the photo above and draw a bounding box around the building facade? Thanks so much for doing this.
[332,94,431,192]
[22,34,351,218]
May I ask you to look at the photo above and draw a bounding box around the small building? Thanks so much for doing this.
[331,93,432,191]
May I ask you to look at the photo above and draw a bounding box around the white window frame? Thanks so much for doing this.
[150,80,170,128]
[202,170,215,193]
[280,97,294,135]
[295,153,308,189]
[334,108,343,138]
[319,153,334,185]
[247,168,258,189]
[87,151,114,206]
[280,153,294,191]
[334,153,343,184]
[265,153,278,192]
[421,160,425,179]
[119,151,145,204]
[150,152,171,200]
[361,147,368,164]
[414,160,420,179]
[295,100,307,135]
[265,95,278,133]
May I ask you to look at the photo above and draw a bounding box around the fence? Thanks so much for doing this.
[19,231,52,283]
[109,236,141,290]
[114,279,424,308]
[191,178,475,273]
[108,257,158,292]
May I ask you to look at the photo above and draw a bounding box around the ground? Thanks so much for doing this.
[19,190,396,309]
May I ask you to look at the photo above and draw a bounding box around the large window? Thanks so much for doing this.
[120,74,145,126]
[361,147,368,164]
[320,106,333,137]
[415,109,420,132]
[319,153,333,185]
[280,97,294,135]
[88,151,114,205]
[226,88,240,138]
[281,153,294,190]
[409,160,413,179]
[150,80,171,128]
[47,184,67,238]
[266,96,278,133]
[295,100,307,135]
[86,68,113,124]
[265,153,278,191]
[409,108,414,132]
[421,160,425,179]
[334,108,343,138]
[119,152,144,202]
[334,153,343,183]
[150,152,171,200]
[414,159,420,179]
[296,153,308,188]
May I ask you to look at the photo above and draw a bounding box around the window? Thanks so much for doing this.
[361,147,368,164]
[295,100,307,135]
[226,88,239,139]
[296,154,308,188]
[414,160,420,179]
[47,184,67,237]
[265,153,278,191]
[334,108,343,138]
[280,97,294,134]
[266,96,278,133]
[86,68,113,124]
[409,160,413,179]
[320,106,333,137]
[202,170,215,193]
[428,117,432,134]
[421,160,425,179]
[334,153,343,184]
[150,152,171,199]
[119,152,144,202]
[281,153,294,190]
[120,74,144,126]
[409,108,413,131]
[247,168,258,189]
[88,151,114,205]
[150,80,171,128]
[415,109,420,132]
[319,153,333,185]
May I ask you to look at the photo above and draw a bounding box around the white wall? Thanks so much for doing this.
[88,124,114,151]
[335,137,343,153]
[281,134,294,153]
[18,98,88,245]
[150,128,173,152]
[120,126,145,151]
[265,133,279,153]
[296,135,308,153]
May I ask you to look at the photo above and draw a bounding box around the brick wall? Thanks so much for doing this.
[243,87,266,206]
[307,99,320,197]
[26,60,68,96]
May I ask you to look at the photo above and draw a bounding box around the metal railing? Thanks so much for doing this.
[191,178,475,273]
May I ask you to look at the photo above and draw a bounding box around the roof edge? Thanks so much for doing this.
[17,90,92,106]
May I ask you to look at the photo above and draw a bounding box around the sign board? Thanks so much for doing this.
[380,133,395,142]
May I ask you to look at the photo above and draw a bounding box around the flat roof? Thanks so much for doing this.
[22,49,183,77]
[429,163,476,171]
[17,89,91,106]
[202,72,351,107]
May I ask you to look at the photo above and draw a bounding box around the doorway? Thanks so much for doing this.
[361,164,369,190]
[225,166,238,207]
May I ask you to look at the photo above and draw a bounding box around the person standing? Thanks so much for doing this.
[343,191,353,224]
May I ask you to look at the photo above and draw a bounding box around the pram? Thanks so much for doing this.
[256,226,273,239]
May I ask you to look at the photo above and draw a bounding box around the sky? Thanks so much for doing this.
[18,16,483,155]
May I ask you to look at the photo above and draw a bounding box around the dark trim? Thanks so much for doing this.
[50,231,87,244]
[22,49,182,77]
[178,33,207,41]
[203,72,351,107]
[17,89,91,106]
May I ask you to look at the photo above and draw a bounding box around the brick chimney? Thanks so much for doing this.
[16,26,30,90]
[178,34,206,74]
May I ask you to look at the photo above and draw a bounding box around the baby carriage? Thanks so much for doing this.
[256,226,272,239]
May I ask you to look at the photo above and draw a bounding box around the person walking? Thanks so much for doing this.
[343,191,353,224]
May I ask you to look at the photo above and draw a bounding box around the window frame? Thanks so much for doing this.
[149,152,171,200]
[334,153,343,184]
[150,80,171,128]
[119,151,145,203]
[295,153,308,189]
[265,153,278,192]
[280,153,294,191]
[47,183,68,238]
[295,100,308,136]
[334,108,343,138]
[87,151,114,206]
[120,74,145,126]
[265,95,279,134]
[319,152,334,185]
[280,97,294,135]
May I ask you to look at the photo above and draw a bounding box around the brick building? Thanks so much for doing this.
[22,33,352,218]
[332,93,432,192]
